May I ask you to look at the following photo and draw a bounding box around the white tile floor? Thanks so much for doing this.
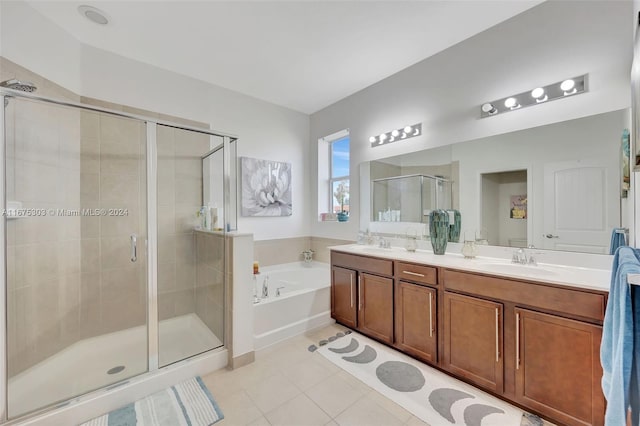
[202,324,436,426]
[203,324,556,426]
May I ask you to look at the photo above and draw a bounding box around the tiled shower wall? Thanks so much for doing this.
[156,125,209,322]
[195,231,225,339]
[2,57,83,376]
[78,109,147,338]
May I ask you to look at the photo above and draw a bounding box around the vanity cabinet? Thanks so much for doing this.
[394,281,437,363]
[330,248,607,426]
[514,308,604,426]
[331,266,357,328]
[358,273,394,343]
[443,292,504,393]
[330,252,394,344]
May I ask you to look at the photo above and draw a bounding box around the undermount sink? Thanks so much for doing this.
[477,262,558,277]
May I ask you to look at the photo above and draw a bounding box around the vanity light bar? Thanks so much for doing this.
[480,74,587,118]
[370,123,422,147]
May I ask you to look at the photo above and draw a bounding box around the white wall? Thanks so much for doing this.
[310,0,632,241]
[81,46,311,240]
[0,1,82,94]
[0,2,311,241]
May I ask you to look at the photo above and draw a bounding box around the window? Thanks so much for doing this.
[318,130,350,220]
[330,136,350,213]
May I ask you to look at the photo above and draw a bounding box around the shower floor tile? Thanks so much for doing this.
[8,313,221,418]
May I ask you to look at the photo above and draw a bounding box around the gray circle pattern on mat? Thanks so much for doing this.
[463,403,505,426]
[342,345,377,364]
[428,388,475,422]
[376,361,425,392]
[329,338,359,354]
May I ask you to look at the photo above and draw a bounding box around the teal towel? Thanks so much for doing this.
[601,246,640,424]
[610,228,627,255]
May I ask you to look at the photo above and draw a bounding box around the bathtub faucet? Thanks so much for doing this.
[301,249,314,263]
[262,275,269,298]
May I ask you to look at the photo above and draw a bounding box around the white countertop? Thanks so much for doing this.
[330,244,611,292]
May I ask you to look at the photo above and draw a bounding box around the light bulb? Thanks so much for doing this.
[531,87,544,99]
[391,129,399,137]
[481,103,497,114]
[369,136,376,143]
[504,97,518,108]
[531,87,547,103]
[379,133,387,141]
[560,79,575,92]
[403,126,412,133]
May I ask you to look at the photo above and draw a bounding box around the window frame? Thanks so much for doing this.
[329,137,350,213]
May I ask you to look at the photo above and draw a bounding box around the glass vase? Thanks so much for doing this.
[447,209,461,242]
[429,209,449,255]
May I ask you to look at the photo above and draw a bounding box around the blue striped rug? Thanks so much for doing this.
[80,377,224,426]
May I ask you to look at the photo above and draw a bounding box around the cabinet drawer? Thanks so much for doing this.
[395,262,437,286]
[331,251,393,276]
[443,269,605,322]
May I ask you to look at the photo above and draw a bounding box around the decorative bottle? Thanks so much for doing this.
[429,209,449,255]
[447,209,461,242]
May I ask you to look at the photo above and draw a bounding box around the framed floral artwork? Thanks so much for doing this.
[240,157,292,216]
[510,195,527,219]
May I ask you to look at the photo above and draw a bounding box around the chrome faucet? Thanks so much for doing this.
[378,237,391,249]
[512,248,527,264]
[276,286,285,297]
[262,275,269,298]
[512,247,537,265]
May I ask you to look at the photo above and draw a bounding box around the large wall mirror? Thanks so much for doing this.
[360,108,631,254]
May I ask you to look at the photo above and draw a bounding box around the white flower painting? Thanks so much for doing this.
[241,157,292,217]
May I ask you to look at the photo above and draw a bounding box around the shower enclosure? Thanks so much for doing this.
[372,174,453,223]
[0,88,236,420]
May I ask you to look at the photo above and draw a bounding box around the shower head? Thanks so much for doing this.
[0,79,37,93]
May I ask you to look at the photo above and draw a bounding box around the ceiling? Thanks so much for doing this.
[26,1,544,114]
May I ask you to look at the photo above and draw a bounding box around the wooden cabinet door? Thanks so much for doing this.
[358,273,393,343]
[331,266,357,328]
[443,292,504,393]
[395,281,437,364]
[515,308,604,426]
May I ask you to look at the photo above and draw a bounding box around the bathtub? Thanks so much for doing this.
[253,261,332,350]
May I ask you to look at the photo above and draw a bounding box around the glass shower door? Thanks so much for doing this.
[5,97,148,418]
[156,125,225,367]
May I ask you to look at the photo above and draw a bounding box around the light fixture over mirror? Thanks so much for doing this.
[370,123,422,147]
[481,75,587,118]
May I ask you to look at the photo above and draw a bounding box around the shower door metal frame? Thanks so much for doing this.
[0,93,7,421]
[0,87,238,423]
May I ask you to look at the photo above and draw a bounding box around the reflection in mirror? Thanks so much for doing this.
[362,109,630,254]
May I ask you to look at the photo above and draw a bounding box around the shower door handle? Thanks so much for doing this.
[130,234,137,262]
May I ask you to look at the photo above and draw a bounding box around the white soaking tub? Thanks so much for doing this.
[253,261,332,350]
